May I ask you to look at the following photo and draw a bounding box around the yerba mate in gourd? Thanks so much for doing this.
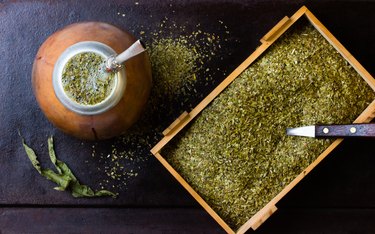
[61,52,115,106]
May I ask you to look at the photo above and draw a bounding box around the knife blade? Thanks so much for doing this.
[286,123,375,138]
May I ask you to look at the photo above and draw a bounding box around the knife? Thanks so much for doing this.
[286,123,375,138]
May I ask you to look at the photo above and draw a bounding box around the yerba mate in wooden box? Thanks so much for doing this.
[151,6,375,234]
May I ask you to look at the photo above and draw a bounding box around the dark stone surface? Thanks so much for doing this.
[1,0,375,233]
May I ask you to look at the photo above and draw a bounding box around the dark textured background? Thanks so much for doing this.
[0,0,375,233]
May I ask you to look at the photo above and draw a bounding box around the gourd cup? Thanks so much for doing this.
[32,22,152,140]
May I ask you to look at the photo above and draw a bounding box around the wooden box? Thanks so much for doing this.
[151,6,375,233]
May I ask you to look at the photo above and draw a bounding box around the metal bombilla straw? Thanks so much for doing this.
[106,40,146,72]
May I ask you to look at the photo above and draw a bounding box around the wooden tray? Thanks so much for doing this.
[151,6,375,234]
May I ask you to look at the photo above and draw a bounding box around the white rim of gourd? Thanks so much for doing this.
[53,41,126,115]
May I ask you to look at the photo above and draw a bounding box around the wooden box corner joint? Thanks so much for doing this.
[162,111,190,136]
[251,205,278,231]
[260,16,290,44]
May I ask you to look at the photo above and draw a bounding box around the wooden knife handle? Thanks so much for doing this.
[316,124,375,138]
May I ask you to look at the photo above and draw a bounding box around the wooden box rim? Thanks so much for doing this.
[151,6,375,234]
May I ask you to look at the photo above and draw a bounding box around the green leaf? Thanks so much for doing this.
[55,160,78,181]
[71,183,95,197]
[94,190,118,198]
[19,132,42,174]
[48,136,62,174]
[71,182,117,198]
[41,169,71,191]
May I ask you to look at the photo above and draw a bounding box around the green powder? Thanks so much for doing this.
[162,21,375,230]
[62,52,115,105]
[148,38,200,99]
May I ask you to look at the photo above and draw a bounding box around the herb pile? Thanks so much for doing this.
[149,38,200,99]
[62,52,114,105]
[162,21,375,229]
